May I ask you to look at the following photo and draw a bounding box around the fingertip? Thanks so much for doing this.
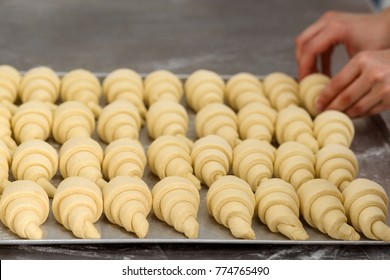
[315,98,325,112]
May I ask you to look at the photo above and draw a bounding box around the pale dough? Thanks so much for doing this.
[297,179,360,240]
[263,72,300,111]
[0,140,11,194]
[0,64,20,114]
[275,105,319,153]
[225,72,269,111]
[97,100,142,143]
[314,110,355,148]
[103,176,152,238]
[11,139,58,198]
[144,70,183,106]
[11,101,53,143]
[195,103,240,148]
[0,180,49,239]
[147,135,200,189]
[52,176,103,239]
[232,139,275,191]
[206,175,256,239]
[255,178,308,240]
[61,69,102,117]
[184,69,225,112]
[0,105,17,152]
[343,178,390,241]
[103,138,146,180]
[52,101,95,144]
[191,135,233,187]
[152,176,200,239]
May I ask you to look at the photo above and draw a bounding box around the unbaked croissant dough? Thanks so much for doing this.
[207,175,256,239]
[0,105,17,152]
[102,68,146,118]
[103,138,146,180]
[237,103,277,142]
[61,69,102,117]
[255,178,308,240]
[59,137,108,190]
[11,101,53,143]
[298,179,360,240]
[276,105,319,153]
[191,135,233,188]
[11,140,58,198]
[343,178,390,241]
[195,103,240,148]
[314,110,355,148]
[0,65,20,113]
[0,180,49,239]
[152,176,200,239]
[19,66,60,109]
[316,144,358,192]
[97,100,142,143]
[52,176,103,239]
[0,140,11,194]
[146,100,190,144]
[263,72,300,111]
[185,69,225,112]
[52,101,95,144]
[299,73,330,117]
[274,141,316,191]
[225,72,269,111]
[144,70,183,106]
[232,139,275,191]
[103,176,152,238]
[147,135,200,189]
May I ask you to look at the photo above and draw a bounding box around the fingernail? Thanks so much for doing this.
[315,98,324,111]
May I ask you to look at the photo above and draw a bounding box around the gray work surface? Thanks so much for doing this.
[1,0,390,259]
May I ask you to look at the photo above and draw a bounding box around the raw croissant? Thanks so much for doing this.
[147,135,200,189]
[0,64,20,113]
[263,72,300,111]
[102,68,146,118]
[232,139,275,191]
[299,73,330,117]
[225,72,269,111]
[11,101,52,143]
[0,180,49,239]
[207,175,256,239]
[52,101,95,144]
[59,137,108,190]
[103,138,146,180]
[191,135,233,187]
[97,100,142,143]
[152,176,200,239]
[314,110,355,148]
[11,140,58,198]
[19,66,60,109]
[195,103,240,148]
[185,69,225,112]
[316,144,358,192]
[103,176,152,238]
[343,178,390,241]
[144,70,183,106]
[61,69,102,117]
[0,140,11,193]
[275,105,319,153]
[255,178,308,240]
[52,176,103,239]
[297,179,360,240]
[0,105,17,152]
[274,141,316,191]
[237,103,277,142]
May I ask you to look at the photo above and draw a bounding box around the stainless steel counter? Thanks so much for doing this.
[1,0,390,259]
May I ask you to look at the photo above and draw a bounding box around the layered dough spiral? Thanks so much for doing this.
[0,180,50,239]
[0,105,17,152]
[152,176,200,239]
[0,65,20,113]
[52,176,103,239]
[0,140,11,194]
[299,73,330,117]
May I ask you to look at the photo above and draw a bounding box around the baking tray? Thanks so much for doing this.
[1,72,390,245]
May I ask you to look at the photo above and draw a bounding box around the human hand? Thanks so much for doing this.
[316,49,390,118]
[296,9,390,79]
